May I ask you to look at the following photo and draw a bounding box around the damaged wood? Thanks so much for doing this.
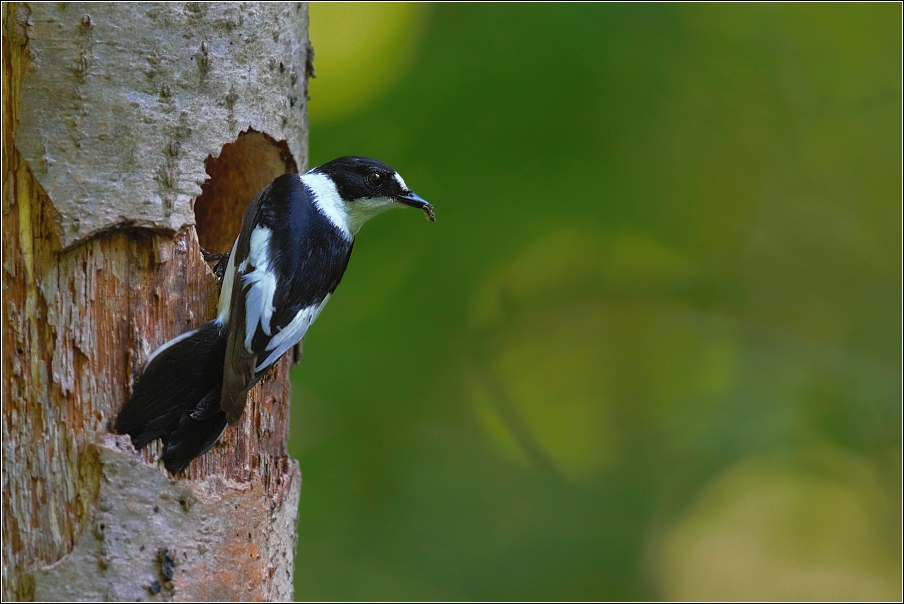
[2,3,310,600]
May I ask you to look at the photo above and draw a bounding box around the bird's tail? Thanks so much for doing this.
[115,320,228,474]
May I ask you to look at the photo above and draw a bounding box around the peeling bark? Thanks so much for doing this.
[2,3,309,600]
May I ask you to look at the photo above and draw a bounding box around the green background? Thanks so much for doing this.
[290,4,901,600]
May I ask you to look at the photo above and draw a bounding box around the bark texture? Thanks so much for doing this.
[15,2,309,249]
[2,3,310,600]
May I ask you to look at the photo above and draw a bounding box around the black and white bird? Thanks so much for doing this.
[115,156,435,474]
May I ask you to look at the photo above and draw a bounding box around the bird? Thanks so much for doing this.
[114,156,435,474]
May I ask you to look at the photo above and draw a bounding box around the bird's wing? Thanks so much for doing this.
[219,189,261,425]
[219,174,354,424]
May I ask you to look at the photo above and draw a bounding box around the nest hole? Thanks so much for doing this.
[194,129,297,253]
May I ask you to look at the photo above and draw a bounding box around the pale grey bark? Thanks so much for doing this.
[32,439,301,602]
[16,2,310,249]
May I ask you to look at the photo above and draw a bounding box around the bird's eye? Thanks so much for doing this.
[366,172,382,187]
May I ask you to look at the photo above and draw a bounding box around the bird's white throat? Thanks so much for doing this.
[302,172,402,238]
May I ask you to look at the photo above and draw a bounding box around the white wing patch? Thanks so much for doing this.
[241,225,278,351]
[302,172,352,240]
[255,294,331,372]
[145,327,200,367]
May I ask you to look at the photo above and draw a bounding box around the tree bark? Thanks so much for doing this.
[2,3,310,600]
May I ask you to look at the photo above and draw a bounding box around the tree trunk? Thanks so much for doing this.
[2,3,310,600]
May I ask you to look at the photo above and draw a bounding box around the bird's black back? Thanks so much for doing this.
[244,173,354,355]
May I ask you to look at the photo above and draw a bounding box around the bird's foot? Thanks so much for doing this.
[200,247,230,283]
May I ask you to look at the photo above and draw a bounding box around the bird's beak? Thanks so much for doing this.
[396,192,436,222]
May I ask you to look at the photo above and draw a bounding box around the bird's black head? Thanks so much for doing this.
[313,156,435,224]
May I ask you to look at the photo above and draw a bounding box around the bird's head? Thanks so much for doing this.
[304,156,435,237]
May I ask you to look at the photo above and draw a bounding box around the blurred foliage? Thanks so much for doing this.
[307,3,429,124]
[292,3,901,600]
